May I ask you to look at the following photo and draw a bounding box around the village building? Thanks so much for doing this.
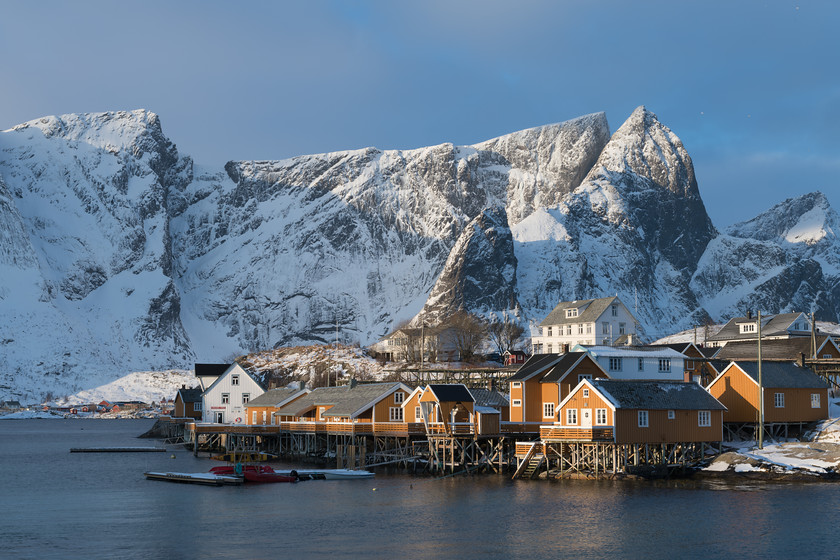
[507,352,609,427]
[201,363,266,424]
[714,335,840,362]
[272,381,413,426]
[706,361,830,434]
[368,325,461,362]
[571,345,686,382]
[172,386,200,418]
[503,350,529,366]
[531,296,638,353]
[648,342,719,384]
[706,312,815,348]
[244,384,311,425]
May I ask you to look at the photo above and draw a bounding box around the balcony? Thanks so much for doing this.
[540,425,614,441]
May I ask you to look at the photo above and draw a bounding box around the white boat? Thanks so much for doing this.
[144,471,244,486]
[273,468,374,480]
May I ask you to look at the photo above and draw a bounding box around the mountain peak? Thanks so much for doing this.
[727,191,837,246]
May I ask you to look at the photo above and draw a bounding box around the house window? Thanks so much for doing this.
[394,391,404,404]
[596,409,607,425]
[611,305,618,317]
[252,411,257,424]
[619,323,626,335]
[658,359,671,372]
[231,374,240,385]
[547,326,553,337]
[512,399,522,407]
[668,410,675,420]
[194,402,202,411]
[609,357,622,372]
[740,323,756,333]
[823,354,833,359]
[242,393,250,404]
[389,407,403,422]
[566,325,572,335]
[511,382,522,388]
[638,358,644,371]
[774,393,785,408]
[543,402,555,418]
[415,406,423,422]
[578,374,592,383]
[602,322,610,335]
[812,393,821,408]
[578,324,584,334]
[686,360,695,370]
[566,408,578,425]
[566,308,578,318]
[262,411,267,424]
[638,410,649,427]
[586,324,592,334]
[221,393,229,404]
[582,388,590,398]
[547,344,553,353]
[698,410,711,427]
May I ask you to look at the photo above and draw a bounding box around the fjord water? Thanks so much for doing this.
[3,419,840,559]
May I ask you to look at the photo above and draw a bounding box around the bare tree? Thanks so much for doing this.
[444,311,488,363]
[488,315,525,355]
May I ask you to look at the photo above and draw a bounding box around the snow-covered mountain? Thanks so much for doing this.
[1,107,839,401]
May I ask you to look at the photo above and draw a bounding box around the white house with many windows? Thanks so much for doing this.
[531,296,638,353]
[571,345,686,382]
[201,363,266,424]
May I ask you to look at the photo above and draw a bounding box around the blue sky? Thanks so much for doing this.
[2,0,838,228]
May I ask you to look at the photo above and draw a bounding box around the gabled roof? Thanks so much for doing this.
[194,363,232,377]
[588,379,726,411]
[708,312,809,342]
[539,352,596,383]
[425,384,475,403]
[201,363,266,395]
[576,345,685,359]
[716,361,830,390]
[468,388,509,408]
[245,386,309,407]
[506,353,565,381]
[176,388,202,403]
[274,383,409,419]
[715,336,834,362]
[539,296,636,327]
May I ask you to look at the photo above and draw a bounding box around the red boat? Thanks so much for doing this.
[243,470,298,483]
[209,465,275,475]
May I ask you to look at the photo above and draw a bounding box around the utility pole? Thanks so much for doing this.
[811,311,817,359]
[758,310,764,450]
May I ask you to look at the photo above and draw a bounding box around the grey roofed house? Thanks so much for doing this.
[469,388,509,408]
[707,312,812,345]
[715,336,838,362]
[539,296,636,327]
[245,385,309,408]
[506,353,566,382]
[588,379,726,411]
[722,361,830,389]
[274,382,410,419]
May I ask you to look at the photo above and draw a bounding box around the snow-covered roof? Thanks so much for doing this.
[540,296,635,327]
[577,345,685,359]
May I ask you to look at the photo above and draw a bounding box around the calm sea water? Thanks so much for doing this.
[2,419,840,559]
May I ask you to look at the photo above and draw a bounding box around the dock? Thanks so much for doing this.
[71,447,167,453]
[143,471,243,486]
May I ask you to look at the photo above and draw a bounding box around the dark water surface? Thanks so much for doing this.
[2,419,839,559]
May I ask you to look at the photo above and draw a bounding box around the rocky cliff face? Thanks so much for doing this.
[1,107,838,401]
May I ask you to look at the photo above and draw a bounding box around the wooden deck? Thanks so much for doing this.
[539,425,614,442]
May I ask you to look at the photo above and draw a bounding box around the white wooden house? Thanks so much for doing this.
[531,296,638,352]
[201,363,266,424]
[571,345,687,382]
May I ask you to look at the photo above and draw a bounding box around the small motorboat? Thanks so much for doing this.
[272,468,374,480]
[242,470,298,483]
[209,465,275,475]
[144,471,244,486]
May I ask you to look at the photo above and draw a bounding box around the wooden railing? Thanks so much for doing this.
[373,422,426,436]
[539,425,614,441]
[515,441,544,457]
[500,422,543,434]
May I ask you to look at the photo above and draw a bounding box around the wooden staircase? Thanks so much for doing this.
[512,442,544,480]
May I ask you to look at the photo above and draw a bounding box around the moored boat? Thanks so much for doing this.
[242,470,298,483]
[144,471,244,486]
[272,468,374,480]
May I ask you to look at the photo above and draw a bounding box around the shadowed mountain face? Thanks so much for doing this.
[1,107,838,400]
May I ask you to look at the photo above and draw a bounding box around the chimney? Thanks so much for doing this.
[747,310,753,320]
[298,381,306,391]
[799,353,806,368]
[350,378,358,389]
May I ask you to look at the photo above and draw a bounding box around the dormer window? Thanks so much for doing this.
[566,308,578,318]
[740,323,756,334]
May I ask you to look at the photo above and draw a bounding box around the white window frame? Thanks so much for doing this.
[547,326,553,337]
[812,393,821,409]
[638,410,649,428]
[415,406,423,422]
[547,344,553,353]
[658,358,671,373]
[566,408,578,425]
[566,325,572,335]
[194,402,202,411]
[774,392,785,408]
[609,357,622,372]
[221,393,229,405]
[602,322,610,335]
[242,393,250,404]
[686,360,695,370]
[566,308,578,318]
[582,388,590,398]
[394,391,404,404]
[698,410,711,427]
[667,410,675,420]
[543,402,555,419]
[578,324,584,334]
[231,374,240,386]
[511,381,522,389]
[578,374,592,384]
[512,399,522,407]
[595,408,607,425]
[389,407,403,422]
[252,411,257,424]
[823,354,833,359]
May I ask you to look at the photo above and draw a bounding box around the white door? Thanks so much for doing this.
[581,409,592,428]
